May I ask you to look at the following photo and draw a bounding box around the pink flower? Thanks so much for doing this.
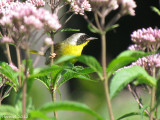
[128,44,145,51]
[0,36,14,43]
[89,0,119,10]
[9,63,19,72]
[131,27,160,52]
[68,0,92,15]
[118,0,136,16]
[44,37,54,46]
[26,0,45,7]
[131,54,160,75]
[0,1,61,43]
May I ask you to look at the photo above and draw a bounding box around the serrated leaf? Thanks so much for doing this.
[28,65,63,90]
[39,101,104,120]
[110,66,156,98]
[78,55,103,80]
[58,69,95,88]
[0,105,18,116]
[28,65,62,79]
[60,28,80,32]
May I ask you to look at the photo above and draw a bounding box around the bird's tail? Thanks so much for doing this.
[29,49,44,56]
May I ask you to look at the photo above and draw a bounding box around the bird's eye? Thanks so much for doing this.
[76,35,90,45]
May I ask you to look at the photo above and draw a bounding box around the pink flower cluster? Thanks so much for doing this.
[26,0,45,7]
[89,0,118,10]
[131,54,160,75]
[128,44,145,51]
[67,0,92,15]
[0,1,61,35]
[0,35,14,43]
[131,27,160,52]
[0,0,14,7]
[118,0,136,16]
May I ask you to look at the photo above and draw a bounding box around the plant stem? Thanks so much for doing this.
[127,84,150,116]
[16,46,21,87]
[149,67,156,120]
[101,33,114,120]
[22,48,29,120]
[5,44,12,64]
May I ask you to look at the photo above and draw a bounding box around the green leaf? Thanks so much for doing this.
[58,67,96,88]
[116,50,148,59]
[60,28,80,32]
[88,24,101,34]
[107,57,137,79]
[29,111,52,120]
[54,55,77,65]
[39,101,104,120]
[116,112,144,120]
[151,6,160,16]
[0,105,18,116]
[0,62,19,90]
[78,55,103,80]
[28,65,63,89]
[107,50,150,79]
[110,66,156,98]
[105,24,119,33]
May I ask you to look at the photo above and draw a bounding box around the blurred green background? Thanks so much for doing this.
[0,0,160,119]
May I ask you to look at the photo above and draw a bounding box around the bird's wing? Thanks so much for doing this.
[45,43,62,65]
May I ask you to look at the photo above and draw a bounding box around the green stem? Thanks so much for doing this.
[50,34,58,119]
[101,33,114,120]
[149,67,156,120]
[16,46,21,87]
[5,44,12,64]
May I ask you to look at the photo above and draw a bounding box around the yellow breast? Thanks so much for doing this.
[60,41,89,56]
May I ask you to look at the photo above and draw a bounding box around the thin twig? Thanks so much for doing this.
[1,84,14,101]
[5,44,12,64]
[16,46,21,87]
[150,67,156,120]
[83,13,98,31]
[94,12,102,31]
[127,84,150,116]
[55,13,74,34]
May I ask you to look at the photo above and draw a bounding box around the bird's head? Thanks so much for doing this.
[64,33,97,46]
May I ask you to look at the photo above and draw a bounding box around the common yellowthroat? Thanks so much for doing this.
[32,33,97,64]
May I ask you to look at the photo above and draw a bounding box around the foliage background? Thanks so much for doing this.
[0,0,160,120]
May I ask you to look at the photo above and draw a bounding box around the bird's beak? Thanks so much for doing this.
[86,37,98,41]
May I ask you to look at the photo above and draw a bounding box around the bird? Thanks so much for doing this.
[31,33,97,64]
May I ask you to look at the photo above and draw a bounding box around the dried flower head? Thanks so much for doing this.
[131,54,160,75]
[128,44,145,51]
[89,0,118,11]
[118,0,136,16]
[131,27,160,52]
[67,0,92,15]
